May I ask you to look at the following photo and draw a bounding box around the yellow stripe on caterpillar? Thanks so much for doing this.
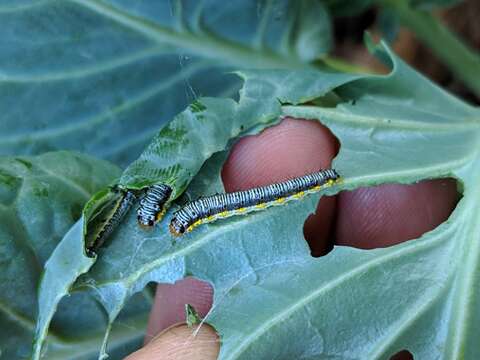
[292,191,305,199]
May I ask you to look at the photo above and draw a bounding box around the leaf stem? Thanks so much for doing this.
[378,0,480,95]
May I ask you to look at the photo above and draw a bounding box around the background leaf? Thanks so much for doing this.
[0,152,124,358]
[0,0,332,167]
[376,0,480,95]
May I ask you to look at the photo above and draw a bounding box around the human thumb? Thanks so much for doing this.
[125,323,219,360]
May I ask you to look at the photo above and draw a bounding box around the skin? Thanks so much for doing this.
[126,118,458,360]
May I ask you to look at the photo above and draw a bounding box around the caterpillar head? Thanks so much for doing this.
[169,216,187,236]
[137,213,156,228]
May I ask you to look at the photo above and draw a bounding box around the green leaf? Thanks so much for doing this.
[36,41,480,359]
[185,304,202,328]
[0,0,332,167]
[0,152,121,359]
[34,66,363,359]
[118,68,363,197]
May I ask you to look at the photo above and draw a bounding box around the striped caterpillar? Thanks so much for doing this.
[86,188,136,255]
[137,184,172,227]
[169,168,340,236]
[85,183,171,255]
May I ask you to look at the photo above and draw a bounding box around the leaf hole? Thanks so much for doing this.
[303,177,461,254]
[334,178,461,249]
[303,195,336,257]
[390,349,414,360]
[145,277,214,344]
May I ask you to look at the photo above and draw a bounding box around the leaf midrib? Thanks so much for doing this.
[0,0,51,13]
[69,0,310,70]
[0,47,164,83]
[0,61,210,144]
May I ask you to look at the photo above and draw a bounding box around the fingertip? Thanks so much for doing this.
[335,178,459,248]
[127,324,219,360]
[222,117,338,191]
[145,278,213,343]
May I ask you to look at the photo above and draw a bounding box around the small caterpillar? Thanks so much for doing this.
[137,184,173,227]
[87,189,136,255]
[169,168,340,236]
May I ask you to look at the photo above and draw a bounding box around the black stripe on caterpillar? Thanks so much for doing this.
[169,169,340,236]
